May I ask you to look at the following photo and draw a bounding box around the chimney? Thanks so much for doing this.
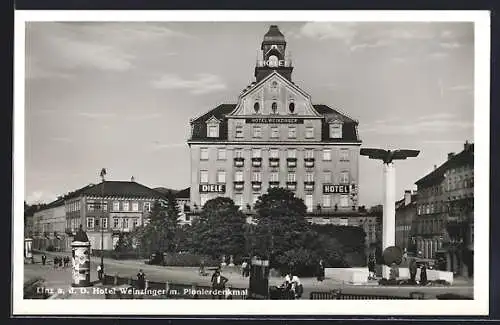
[447,152,455,160]
[464,140,472,151]
[131,176,135,182]
[404,190,412,206]
[434,165,437,170]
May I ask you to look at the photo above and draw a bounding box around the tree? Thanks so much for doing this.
[163,190,181,252]
[190,197,246,260]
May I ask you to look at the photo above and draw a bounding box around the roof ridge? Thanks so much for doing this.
[314,104,359,124]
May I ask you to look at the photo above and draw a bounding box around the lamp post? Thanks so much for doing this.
[99,168,107,275]
[360,148,420,279]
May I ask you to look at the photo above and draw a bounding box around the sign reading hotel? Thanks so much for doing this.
[199,184,226,193]
[323,184,350,194]
[245,118,304,124]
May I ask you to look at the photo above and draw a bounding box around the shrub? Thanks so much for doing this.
[162,252,219,267]
[46,245,55,252]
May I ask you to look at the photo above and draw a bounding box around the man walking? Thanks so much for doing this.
[97,264,104,281]
[41,254,46,266]
[409,258,418,284]
[137,269,146,290]
[211,270,228,300]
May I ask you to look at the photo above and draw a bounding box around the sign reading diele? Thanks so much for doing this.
[199,184,226,193]
[323,184,350,194]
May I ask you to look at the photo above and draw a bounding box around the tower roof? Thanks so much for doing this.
[262,25,286,46]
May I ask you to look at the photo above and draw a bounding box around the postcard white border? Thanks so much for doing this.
[13,10,490,316]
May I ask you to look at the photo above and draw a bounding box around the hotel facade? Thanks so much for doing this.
[187,25,362,220]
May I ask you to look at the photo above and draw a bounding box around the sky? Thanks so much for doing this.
[24,21,474,207]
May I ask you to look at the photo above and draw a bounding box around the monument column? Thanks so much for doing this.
[382,162,396,279]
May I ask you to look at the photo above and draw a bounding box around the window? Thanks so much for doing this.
[217,170,226,183]
[306,127,314,139]
[324,171,332,183]
[305,149,314,159]
[200,194,209,207]
[200,170,209,183]
[287,173,296,182]
[329,122,342,138]
[271,126,279,138]
[234,194,243,209]
[123,201,129,211]
[270,149,279,158]
[306,172,314,182]
[252,172,262,182]
[340,148,349,161]
[217,148,226,160]
[271,80,278,88]
[271,102,278,114]
[270,172,279,182]
[287,149,296,158]
[133,219,138,228]
[305,195,314,212]
[340,195,349,207]
[323,149,332,161]
[86,217,94,229]
[101,218,108,229]
[143,202,151,212]
[113,201,120,211]
[235,171,244,182]
[254,102,260,113]
[252,148,262,158]
[200,148,209,160]
[253,126,262,138]
[340,171,349,184]
[289,102,295,113]
[235,126,243,138]
[132,202,139,212]
[122,218,129,229]
[323,195,332,207]
[234,149,243,158]
[288,126,296,138]
[113,218,120,229]
[208,125,219,138]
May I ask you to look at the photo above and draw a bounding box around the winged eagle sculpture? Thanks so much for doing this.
[360,148,420,164]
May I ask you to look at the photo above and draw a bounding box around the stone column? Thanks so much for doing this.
[382,163,396,279]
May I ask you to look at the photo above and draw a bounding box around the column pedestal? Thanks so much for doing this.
[382,163,396,279]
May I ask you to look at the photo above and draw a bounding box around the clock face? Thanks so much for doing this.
[268,55,279,67]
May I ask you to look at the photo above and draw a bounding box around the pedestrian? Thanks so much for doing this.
[316,259,325,282]
[53,256,59,269]
[41,254,46,266]
[368,253,376,280]
[420,263,428,286]
[137,269,146,290]
[97,264,103,281]
[241,260,248,277]
[58,257,63,268]
[409,258,417,284]
[211,269,228,300]
[199,259,206,276]
[290,273,303,299]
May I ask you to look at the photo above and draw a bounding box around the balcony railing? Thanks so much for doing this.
[251,157,262,167]
[287,158,297,168]
[304,181,315,191]
[269,157,280,167]
[251,181,262,191]
[269,181,280,188]
[234,181,245,191]
[286,181,297,191]
[304,158,315,168]
[234,157,245,167]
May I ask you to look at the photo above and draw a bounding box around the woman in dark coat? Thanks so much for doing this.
[316,259,325,281]
[420,263,428,286]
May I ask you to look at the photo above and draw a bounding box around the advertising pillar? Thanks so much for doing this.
[24,238,33,259]
[71,240,91,287]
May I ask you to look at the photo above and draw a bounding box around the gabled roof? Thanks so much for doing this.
[66,181,168,200]
[415,144,474,187]
[175,187,190,199]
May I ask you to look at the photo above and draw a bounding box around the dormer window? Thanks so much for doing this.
[206,116,220,138]
[254,102,260,113]
[271,102,278,114]
[329,121,343,139]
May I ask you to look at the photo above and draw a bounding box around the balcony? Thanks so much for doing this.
[304,158,315,168]
[269,157,280,167]
[251,181,262,191]
[251,157,262,167]
[269,181,280,188]
[234,157,245,167]
[287,158,297,168]
[234,181,245,191]
[304,181,315,191]
[286,181,297,191]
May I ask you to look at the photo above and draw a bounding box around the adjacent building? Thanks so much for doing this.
[63,179,168,251]
[395,190,417,252]
[187,25,362,221]
[413,141,474,277]
[175,187,192,226]
[32,198,67,251]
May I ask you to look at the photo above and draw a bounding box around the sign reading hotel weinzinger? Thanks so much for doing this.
[245,117,304,124]
[323,184,350,194]
[199,184,226,193]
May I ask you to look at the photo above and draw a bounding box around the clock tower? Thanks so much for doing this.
[254,25,293,82]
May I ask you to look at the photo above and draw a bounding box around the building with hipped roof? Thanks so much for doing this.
[32,197,67,251]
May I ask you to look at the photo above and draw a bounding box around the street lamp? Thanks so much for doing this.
[360,148,419,279]
[99,168,107,275]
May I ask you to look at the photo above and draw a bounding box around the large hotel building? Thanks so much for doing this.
[187,25,362,220]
